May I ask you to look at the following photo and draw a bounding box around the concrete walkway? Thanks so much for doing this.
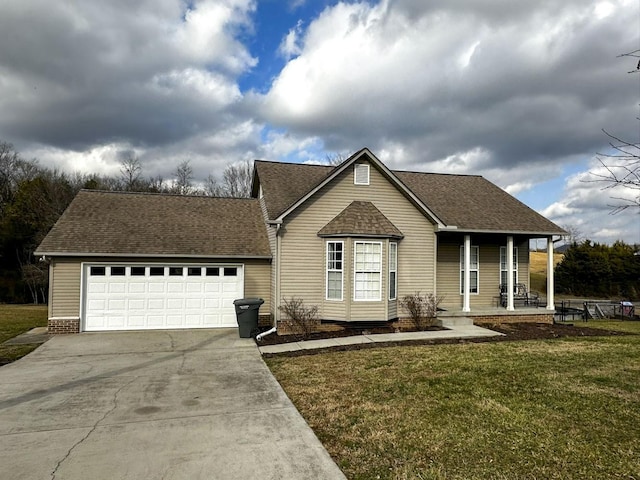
[258,323,504,354]
[0,329,345,480]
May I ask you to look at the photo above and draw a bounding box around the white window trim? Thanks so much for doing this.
[354,164,370,185]
[389,242,397,300]
[353,241,382,301]
[326,241,344,301]
[500,246,518,290]
[460,245,479,295]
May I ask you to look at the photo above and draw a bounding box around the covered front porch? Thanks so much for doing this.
[436,232,559,317]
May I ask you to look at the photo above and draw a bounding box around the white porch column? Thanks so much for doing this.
[506,235,515,311]
[463,235,471,312]
[546,237,555,310]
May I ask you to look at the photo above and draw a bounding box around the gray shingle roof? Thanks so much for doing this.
[36,190,272,257]
[394,171,565,234]
[254,160,333,220]
[318,201,404,238]
[255,156,566,235]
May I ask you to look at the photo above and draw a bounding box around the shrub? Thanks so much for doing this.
[278,297,319,340]
[400,292,444,331]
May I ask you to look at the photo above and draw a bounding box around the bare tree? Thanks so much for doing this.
[221,160,253,198]
[204,174,224,197]
[120,155,142,191]
[325,152,348,166]
[561,223,583,245]
[172,160,194,195]
[589,130,640,214]
[585,51,640,213]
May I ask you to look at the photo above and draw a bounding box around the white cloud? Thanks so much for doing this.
[279,20,304,59]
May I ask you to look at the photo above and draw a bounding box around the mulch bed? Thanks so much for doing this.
[259,322,631,357]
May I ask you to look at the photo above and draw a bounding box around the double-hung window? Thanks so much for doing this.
[460,245,479,294]
[326,241,344,300]
[354,242,382,300]
[388,242,397,300]
[500,246,518,290]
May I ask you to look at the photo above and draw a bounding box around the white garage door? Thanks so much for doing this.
[83,264,244,331]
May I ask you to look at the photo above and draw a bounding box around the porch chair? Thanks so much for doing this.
[500,283,539,307]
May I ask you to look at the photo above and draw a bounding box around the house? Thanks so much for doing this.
[36,148,565,334]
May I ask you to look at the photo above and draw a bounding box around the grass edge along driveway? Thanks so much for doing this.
[267,321,640,480]
[0,304,47,364]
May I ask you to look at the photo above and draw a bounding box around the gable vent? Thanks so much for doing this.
[354,164,370,185]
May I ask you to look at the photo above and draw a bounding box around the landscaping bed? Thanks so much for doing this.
[255,323,444,346]
[258,321,630,355]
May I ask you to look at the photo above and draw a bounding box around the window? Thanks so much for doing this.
[389,242,397,300]
[90,266,106,276]
[500,246,518,290]
[206,267,219,276]
[326,241,344,300]
[460,245,479,294]
[187,267,202,276]
[354,164,370,185]
[149,267,164,276]
[354,242,382,300]
[110,266,125,276]
[131,267,146,276]
[224,267,237,276]
[169,267,183,276]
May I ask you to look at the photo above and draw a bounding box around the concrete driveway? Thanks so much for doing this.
[0,329,345,480]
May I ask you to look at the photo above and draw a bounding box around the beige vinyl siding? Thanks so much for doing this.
[279,159,436,322]
[48,256,271,321]
[259,196,277,317]
[50,258,82,318]
[437,237,531,310]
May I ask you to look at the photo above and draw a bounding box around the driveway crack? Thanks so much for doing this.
[50,377,137,479]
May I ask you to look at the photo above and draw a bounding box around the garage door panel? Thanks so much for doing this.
[148,298,165,309]
[148,283,165,293]
[167,298,184,309]
[128,299,145,310]
[84,264,244,331]
[88,283,107,294]
[109,283,126,294]
[128,283,146,294]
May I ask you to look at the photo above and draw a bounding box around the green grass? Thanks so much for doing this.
[267,325,640,479]
[0,304,48,363]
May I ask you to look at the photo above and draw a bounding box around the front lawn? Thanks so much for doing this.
[267,322,640,479]
[0,304,48,364]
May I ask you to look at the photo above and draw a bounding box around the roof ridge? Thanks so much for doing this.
[78,189,260,201]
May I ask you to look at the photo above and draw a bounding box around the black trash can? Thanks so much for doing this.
[233,298,264,338]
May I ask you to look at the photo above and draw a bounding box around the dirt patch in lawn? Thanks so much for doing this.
[260,322,630,357]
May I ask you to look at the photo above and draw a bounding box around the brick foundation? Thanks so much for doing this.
[48,318,80,334]
[258,314,273,327]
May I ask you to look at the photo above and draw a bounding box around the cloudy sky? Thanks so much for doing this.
[1,0,638,244]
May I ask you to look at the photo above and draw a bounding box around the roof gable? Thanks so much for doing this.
[318,201,404,239]
[36,191,272,257]
[256,148,444,226]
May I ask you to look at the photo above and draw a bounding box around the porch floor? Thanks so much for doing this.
[439,306,554,318]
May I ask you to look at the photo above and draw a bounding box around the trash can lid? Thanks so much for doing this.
[233,298,264,306]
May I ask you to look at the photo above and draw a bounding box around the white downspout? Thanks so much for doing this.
[256,326,276,341]
[275,224,282,325]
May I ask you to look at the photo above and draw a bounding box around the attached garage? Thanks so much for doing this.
[36,191,272,334]
[83,264,244,331]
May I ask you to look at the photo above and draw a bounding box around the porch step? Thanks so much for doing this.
[439,316,474,327]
